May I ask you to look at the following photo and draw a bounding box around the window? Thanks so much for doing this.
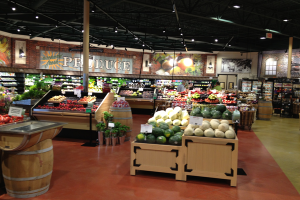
[265,58,277,75]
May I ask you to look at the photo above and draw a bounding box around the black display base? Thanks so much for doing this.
[81,142,98,147]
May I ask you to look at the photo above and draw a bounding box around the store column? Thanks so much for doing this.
[287,37,293,79]
[83,0,89,92]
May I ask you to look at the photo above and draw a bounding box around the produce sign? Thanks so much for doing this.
[0,114,24,125]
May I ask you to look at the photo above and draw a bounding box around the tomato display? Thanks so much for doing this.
[0,114,24,125]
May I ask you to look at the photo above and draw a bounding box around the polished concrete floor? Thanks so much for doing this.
[252,115,300,194]
[0,114,300,200]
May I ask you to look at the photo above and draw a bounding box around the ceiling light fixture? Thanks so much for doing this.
[233,5,240,9]
[135,37,138,40]
[260,37,266,39]
[163,28,166,33]
[283,19,289,22]
[215,39,218,42]
[11,3,16,11]
[179,27,181,30]
[229,44,231,46]
[191,39,194,42]
[142,43,145,46]
[91,4,95,12]
[180,32,183,36]
[36,14,39,19]
[172,4,175,12]
[17,28,20,32]
[114,26,118,33]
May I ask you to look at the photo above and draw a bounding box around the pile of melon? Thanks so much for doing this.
[148,107,189,127]
[183,119,236,139]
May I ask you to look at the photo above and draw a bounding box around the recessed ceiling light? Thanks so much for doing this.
[260,37,266,39]
[12,7,16,11]
[17,29,20,32]
[229,44,231,46]
[215,39,218,42]
[191,39,194,42]
[283,19,289,22]
[135,37,138,40]
[36,15,39,19]
[233,5,240,8]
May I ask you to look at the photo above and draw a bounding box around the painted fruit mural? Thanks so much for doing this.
[0,36,10,67]
[152,53,207,76]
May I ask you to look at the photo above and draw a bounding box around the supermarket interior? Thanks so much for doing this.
[0,0,300,200]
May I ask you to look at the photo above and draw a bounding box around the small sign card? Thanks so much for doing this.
[108,123,115,128]
[8,106,22,117]
[77,92,81,98]
[117,97,125,101]
[139,88,143,91]
[141,124,152,133]
[61,90,65,94]
[189,116,203,126]
[88,92,92,96]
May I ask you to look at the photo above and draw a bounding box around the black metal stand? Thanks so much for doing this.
[234,123,239,136]
[82,112,97,147]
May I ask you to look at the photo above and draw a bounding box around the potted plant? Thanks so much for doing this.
[119,125,129,144]
[111,128,118,146]
[104,129,111,146]
[103,111,113,126]
[96,122,106,145]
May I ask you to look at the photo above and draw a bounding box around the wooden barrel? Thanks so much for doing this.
[258,101,273,120]
[109,106,133,139]
[0,126,63,151]
[2,139,53,198]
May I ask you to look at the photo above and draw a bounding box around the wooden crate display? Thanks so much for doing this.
[130,142,184,180]
[239,111,255,130]
[182,135,238,186]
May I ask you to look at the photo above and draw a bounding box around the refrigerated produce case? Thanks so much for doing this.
[252,81,262,94]
[263,81,273,101]
[0,72,25,94]
[241,80,252,92]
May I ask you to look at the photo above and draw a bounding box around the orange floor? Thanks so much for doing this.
[1,114,300,200]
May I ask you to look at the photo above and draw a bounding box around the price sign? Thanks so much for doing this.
[141,124,152,133]
[74,89,78,95]
[51,81,55,86]
[8,106,22,117]
[189,116,203,126]
[77,92,81,98]
[117,97,125,101]
[61,90,65,94]
[139,88,143,92]
[88,92,92,96]
[108,123,115,128]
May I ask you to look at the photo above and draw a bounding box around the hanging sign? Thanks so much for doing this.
[266,33,272,39]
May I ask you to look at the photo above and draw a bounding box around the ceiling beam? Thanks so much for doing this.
[124,0,300,39]
[32,0,49,9]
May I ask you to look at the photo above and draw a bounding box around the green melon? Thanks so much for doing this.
[164,129,174,138]
[136,133,145,142]
[152,127,165,137]
[171,126,181,133]
[169,135,182,145]
[145,134,156,143]
[156,136,167,144]
[216,104,227,113]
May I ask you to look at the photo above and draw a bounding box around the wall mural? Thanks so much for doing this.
[40,51,133,74]
[152,53,208,76]
[0,36,11,67]
[221,59,252,73]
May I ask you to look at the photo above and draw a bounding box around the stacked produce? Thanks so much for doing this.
[37,101,99,112]
[183,119,236,139]
[48,95,66,103]
[190,104,232,120]
[148,106,190,127]
[111,99,130,108]
[205,94,219,103]
[78,96,96,103]
[136,125,183,145]
[0,114,24,125]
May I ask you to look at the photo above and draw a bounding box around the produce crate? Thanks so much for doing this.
[239,111,255,130]
[130,141,184,180]
[182,135,238,186]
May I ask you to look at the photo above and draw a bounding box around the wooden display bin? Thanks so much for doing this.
[130,142,184,180]
[126,98,154,109]
[182,135,238,186]
[32,91,114,131]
